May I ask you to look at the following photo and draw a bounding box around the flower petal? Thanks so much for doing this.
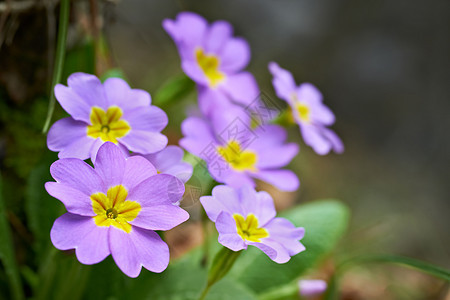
[130,205,189,231]
[238,187,276,227]
[200,185,242,222]
[216,212,246,251]
[265,218,305,256]
[221,72,259,106]
[50,158,104,195]
[67,72,108,109]
[119,131,168,154]
[180,117,216,155]
[58,136,96,161]
[300,124,332,155]
[94,142,126,188]
[45,182,94,216]
[220,37,250,73]
[128,174,185,206]
[205,20,233,53]
[123,106,168,132]
[163,12,208,52]
[50,213,110,264]
[122,156,157,191]
[253,170,300,192]
[321,127,344,154]
[103,77,151,109]
[268,62,297,103]
[109,226,169,277]
[249,239,291,264]
[47,117,88,151]
[54,84,91,123]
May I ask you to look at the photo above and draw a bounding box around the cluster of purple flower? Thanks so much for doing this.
[44,11,343,279]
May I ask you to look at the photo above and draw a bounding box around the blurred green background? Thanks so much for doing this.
[0,0,449,299]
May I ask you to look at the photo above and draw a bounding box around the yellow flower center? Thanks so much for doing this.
[91,185,141,233]
[295,102,310,123]
[195,47,225,88]
[87,106,131,143]
[233,213,269,243]
[217,140,258,172]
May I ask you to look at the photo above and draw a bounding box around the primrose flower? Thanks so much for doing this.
[298,280,327,297]
[163,12,259,116]
[47,73,168,161]
[46,142,189,277]
[200,185,305,263]
[269,62,344,155]
[140,145,193,183]
[180,106,299,191]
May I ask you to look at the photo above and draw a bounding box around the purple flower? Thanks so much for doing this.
[298,280,327,297]
[163,12,259,116]
[200,185,305,263]
[269,62,344,155]
[47,73,168,162]
[179,105,299,192]
[141,145,193,183]
[46,142,189,277]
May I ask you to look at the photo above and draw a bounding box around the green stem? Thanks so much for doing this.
[200,207,209,267]
[199,247,242,300]
[42,0,70,134]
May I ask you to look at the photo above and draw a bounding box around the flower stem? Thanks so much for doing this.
[42,0,70,134]
[199,247,242,300]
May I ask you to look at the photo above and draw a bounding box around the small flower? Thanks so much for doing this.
[163,12,259,116]
[269,62,344,155]
[180,106,299,192]
[140,145,193,183]
[200,185,305,263]
[46,142,189,277]
[298,280,327,297]
[47,73,169,161]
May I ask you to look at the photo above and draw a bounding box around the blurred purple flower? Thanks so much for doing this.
[47,73,168,162]
[269,62,344,155]
[46,142,189,277]
[180,105,299,192]
[200,185,305,263]
[298,279,327,297]
[163,12,259,116]
[141,145,193,183]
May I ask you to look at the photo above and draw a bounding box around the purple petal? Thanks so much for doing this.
[128,174,185,206]
[216,212,246,251]
[238,188,276,227]
[51,213,110,264]
[123,106,168,132]
[67,72,108,109]
[220,172,256,189]
[181,60,209,85]
[297,83,323,104]
[180,117,216,155]
[163,163,193,183]
[89,138,104,163]
[300,124,332,155]
[143,145,184,171]
[58,136,95,161]
[109,226,169,277]
[265,217,305,256]
[122,156,157,191]
[255,143,298,169]
[200,185,242,222]
[220,37,250,73]
[205,20,233,53]
[253,170,300,192]
[130,205,189,230]
[197,87,231,117]
[268,62,297,103]
[103,77,151,109]
[321,127,344,154]
[50,158,104,195]
[221,72,259,106]
[47,117,88,150]
[119,131,168,154]
[54,84,91,123]
[163,12,208,52]
[45,182,94,216]
[250,239,291,263]
[94,142,126,188]
[299,280,327,297]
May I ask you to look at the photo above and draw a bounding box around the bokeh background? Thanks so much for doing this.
[1,0,449,299]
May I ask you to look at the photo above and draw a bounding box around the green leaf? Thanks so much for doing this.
[153,74,195,107]
[344,255,450,281]
[0,174,24,300]
[229,199,350,295]
[100,68,127,82]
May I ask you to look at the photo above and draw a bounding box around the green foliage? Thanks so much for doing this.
[153,74,195,107]
[229,200,350,295]
[0,175,24,300]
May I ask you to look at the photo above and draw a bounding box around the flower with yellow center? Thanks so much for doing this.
[87,106,131,143]
[295,102,311,123]
[233,213,269,243]
[91,185,141,233]
[217,140,258,172]
[195,48,226,88]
